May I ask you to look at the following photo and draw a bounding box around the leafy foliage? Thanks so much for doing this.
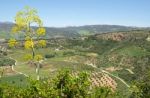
[0,70,116,98]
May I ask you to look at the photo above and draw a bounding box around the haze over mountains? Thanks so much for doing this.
[0,22,149,39]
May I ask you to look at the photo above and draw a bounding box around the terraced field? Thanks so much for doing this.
[86,72,117,91]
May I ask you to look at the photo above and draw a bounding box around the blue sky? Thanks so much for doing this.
[0,0,150,27]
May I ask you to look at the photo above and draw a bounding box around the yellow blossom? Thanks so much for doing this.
[36,27,46,36]
[8,39,17,47]
[34,54,43,61]
[24,40,34,49]
[24,54,32,61]
[37,40,46,47]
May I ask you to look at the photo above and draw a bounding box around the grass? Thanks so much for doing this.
[117,46,150,57]
[14,64,37,78]
[115,78,131,98]
[7,43,149,80]
[13,57,94,79]
[0,74,28,87]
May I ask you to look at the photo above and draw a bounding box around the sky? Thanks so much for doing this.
[0,0,150,27]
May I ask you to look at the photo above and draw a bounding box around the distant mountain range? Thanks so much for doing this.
[0,22,149,39]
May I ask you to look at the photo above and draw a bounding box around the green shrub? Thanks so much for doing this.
[0,58,15,66]
[54,70,90,98]
[45,54,55,58]
[0,70,117,98]
[63,51,75,56]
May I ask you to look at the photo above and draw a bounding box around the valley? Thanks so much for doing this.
[0,29,150,97]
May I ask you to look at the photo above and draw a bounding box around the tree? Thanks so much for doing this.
[9,6,46,80]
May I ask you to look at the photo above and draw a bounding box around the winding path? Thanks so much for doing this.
[9,57,28,77]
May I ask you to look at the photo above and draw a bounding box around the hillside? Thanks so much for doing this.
[0,22,144,39]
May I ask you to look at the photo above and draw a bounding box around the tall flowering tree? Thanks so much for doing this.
[9,6,46,80]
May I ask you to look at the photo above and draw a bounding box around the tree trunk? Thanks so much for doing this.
[36,62,40,80]
[32,47,35,59]
[0,68,4,78]
[11,65,14,71]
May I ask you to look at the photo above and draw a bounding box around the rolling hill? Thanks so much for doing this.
[0,22,145,39]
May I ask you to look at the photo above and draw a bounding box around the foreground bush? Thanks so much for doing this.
[0,70,116,98]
